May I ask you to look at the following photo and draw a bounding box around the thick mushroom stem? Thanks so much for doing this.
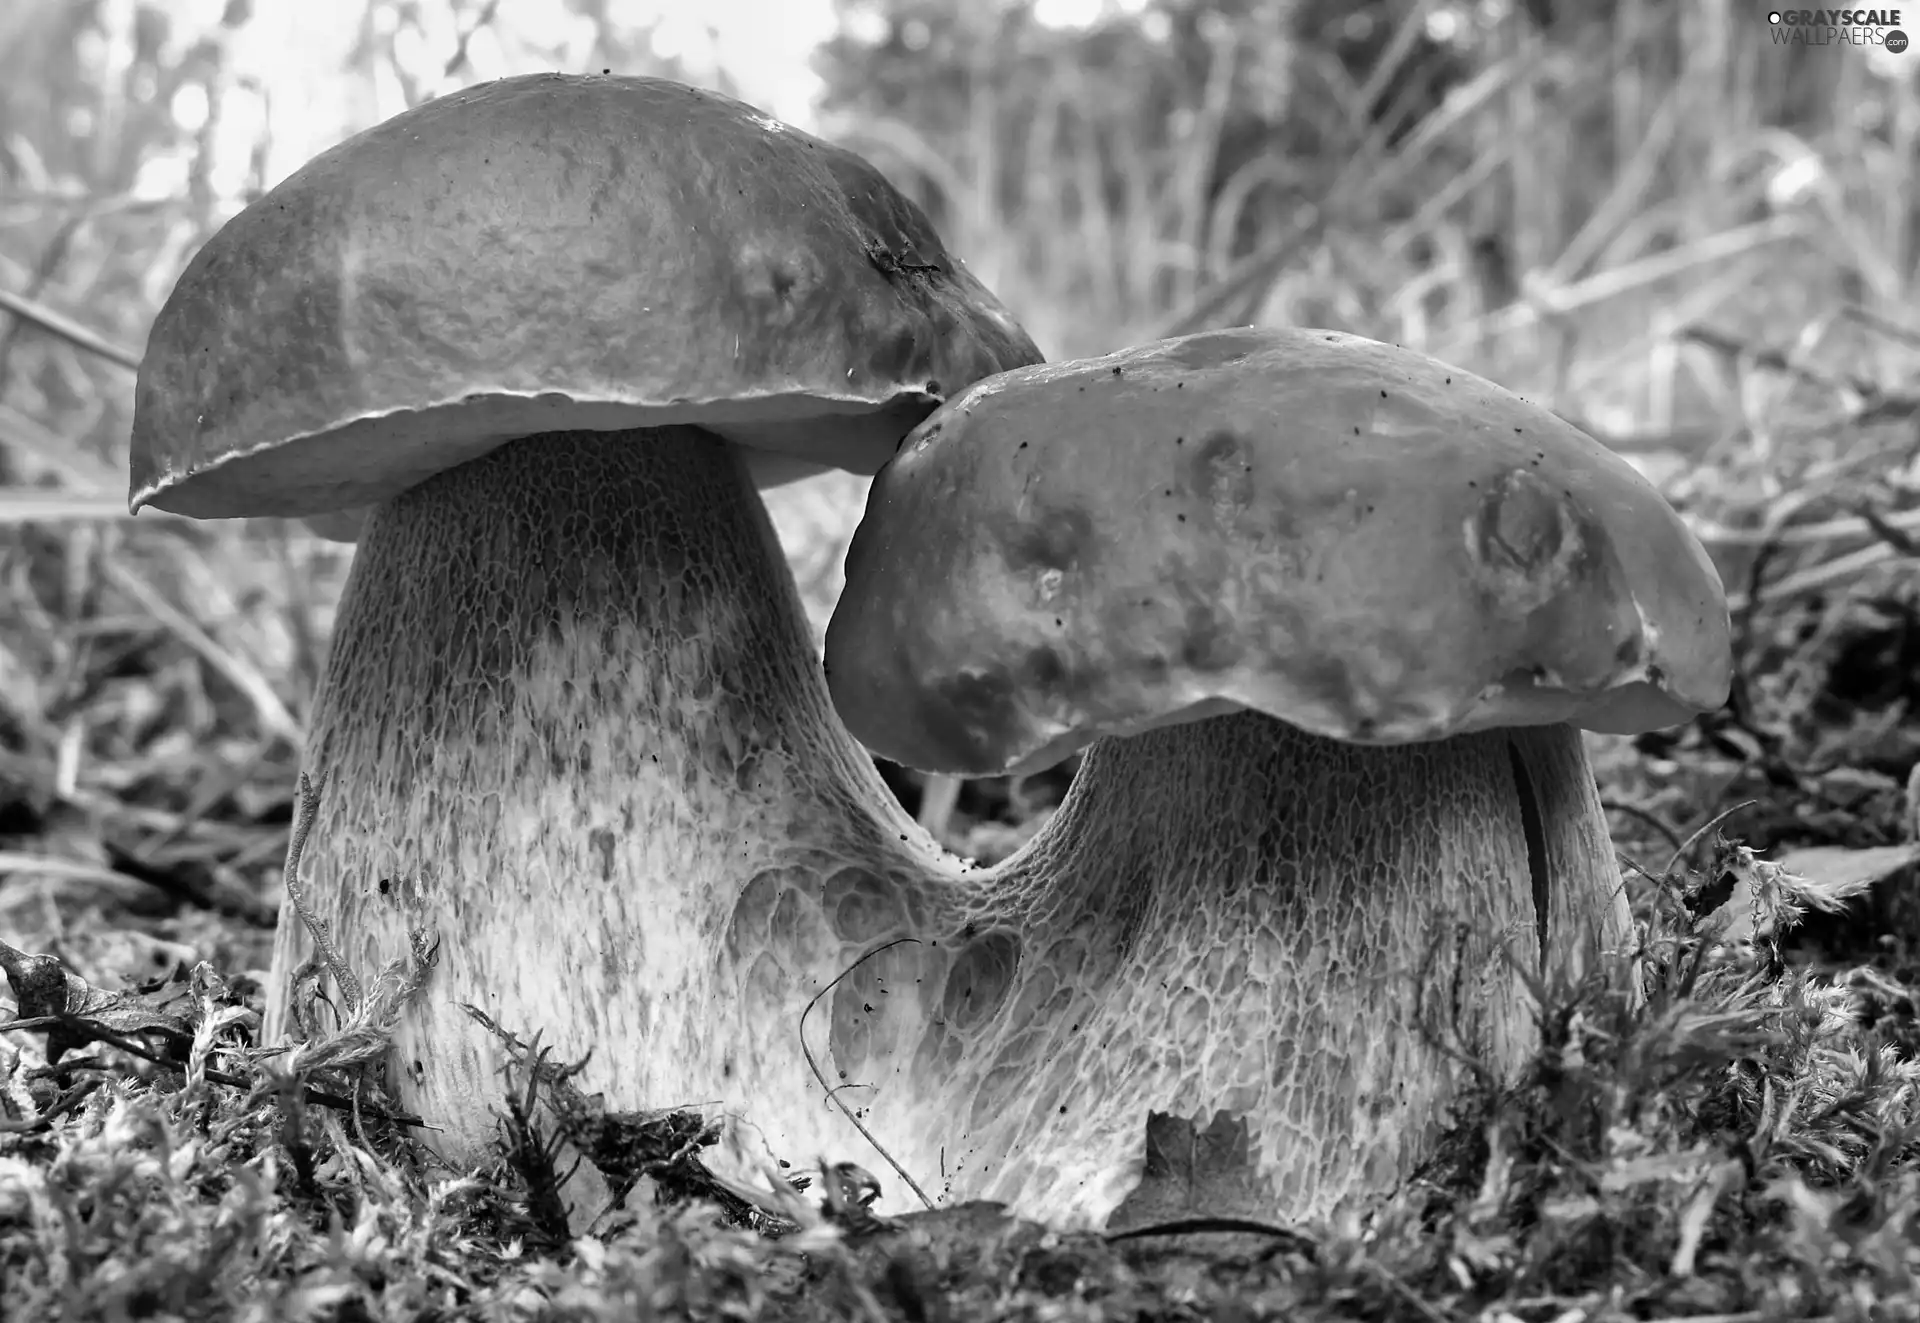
[266,427,1629,1226]
[925,714,1629,1226]
[263,427,973,1163]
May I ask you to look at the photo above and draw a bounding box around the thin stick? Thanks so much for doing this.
[1727,539,1909,612]
[1686,505,1920,549]
[797,937,935,1211]
[1663,800,1759,879]
[284,771,362,1014]
[1601,798,1687,857]
[0,287,141,371]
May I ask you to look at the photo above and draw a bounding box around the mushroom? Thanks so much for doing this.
[127,73,1730,1227]
[822,326,1732,1226]
[126,72,1040,1168]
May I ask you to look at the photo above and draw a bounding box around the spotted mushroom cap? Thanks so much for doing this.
[129,73,1039,523]
[824,326,1733,777]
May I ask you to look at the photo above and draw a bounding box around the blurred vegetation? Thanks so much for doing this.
[4,0,1920,1316]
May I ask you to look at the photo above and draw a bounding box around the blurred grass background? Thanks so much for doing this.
[4,0,1920,972]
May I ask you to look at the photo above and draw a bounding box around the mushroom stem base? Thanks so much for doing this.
[949,714,1628,1226]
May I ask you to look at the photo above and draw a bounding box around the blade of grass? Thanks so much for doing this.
[1432,214,1814,352]
[95,556,302,745]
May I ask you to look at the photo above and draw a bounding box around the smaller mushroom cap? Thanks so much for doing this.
[825,326,1732,776]
[128,73,1038,522]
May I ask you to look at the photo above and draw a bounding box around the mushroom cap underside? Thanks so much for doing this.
[826,325,1733,776]
[128,72,1040,521]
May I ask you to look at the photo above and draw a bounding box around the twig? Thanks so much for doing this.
[1663,800,1758,879]
[1601,798,1686,857]
[798,937,935,1210]
[1685,505,1920,548]
[0,287,141,372]
[1678,324,1879,400]
[284,771,363,1015]
[1727,540,1904,612]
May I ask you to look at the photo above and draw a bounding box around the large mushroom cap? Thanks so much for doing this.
[129,72,1038,520]
[826,326,1733,776]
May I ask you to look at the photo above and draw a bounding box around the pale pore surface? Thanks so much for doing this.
[268,429,1629,1227]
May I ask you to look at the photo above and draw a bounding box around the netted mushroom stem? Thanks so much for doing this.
[929,713,1631,1226]
[262,426,969,1164]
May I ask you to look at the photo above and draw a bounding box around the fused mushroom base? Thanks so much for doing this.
[269,427,1627,1226]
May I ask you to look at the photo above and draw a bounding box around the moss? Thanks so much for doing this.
[4,840,1918,1320]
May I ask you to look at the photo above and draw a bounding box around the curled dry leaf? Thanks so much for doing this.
[0,936,194,1061]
